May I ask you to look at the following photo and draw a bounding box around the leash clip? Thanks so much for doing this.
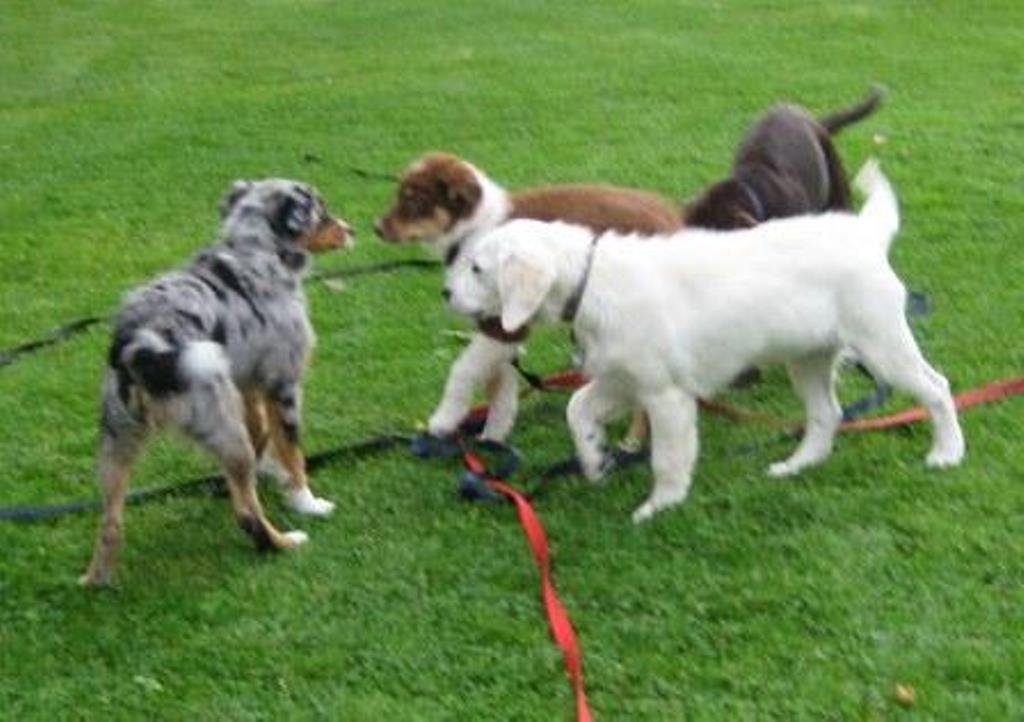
[457,470,503,503]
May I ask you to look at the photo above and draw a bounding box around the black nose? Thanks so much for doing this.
[441,288,452,301]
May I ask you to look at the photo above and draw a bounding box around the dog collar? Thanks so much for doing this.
[736,178,766,222]
[477,316,531,343]
[560,233,601,323]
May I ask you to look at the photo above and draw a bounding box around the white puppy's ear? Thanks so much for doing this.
[498,242,556,334]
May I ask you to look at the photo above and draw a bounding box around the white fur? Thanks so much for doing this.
[281,530,309,546]
[287,486,336,516]
[428,333,519,440]
[180,341,230,379]
[450,161,965,521]
[433,164,512,262]
[425,165,521,440]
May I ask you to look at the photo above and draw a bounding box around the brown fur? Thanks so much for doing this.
[510,185,681,236]
[375,153,680,449]
[304,218,354,252]
[375,153,481,242]
[684,87,883,231]
[375,152,682,243]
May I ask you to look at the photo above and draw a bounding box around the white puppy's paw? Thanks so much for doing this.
[579,451,613,484]
[427,412,460,438]
[479,426,511,444]
[767,460,801,478]
[281,530,309,547]
[631,488,689,524]
[288,487,336,516]
[926,445,965,469]
[632,500,659,524]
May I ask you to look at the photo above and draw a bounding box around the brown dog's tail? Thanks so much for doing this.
[819,85,886,135]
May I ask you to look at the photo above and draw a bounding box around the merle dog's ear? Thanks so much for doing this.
[272,187,316,238]
[220,181,252,219]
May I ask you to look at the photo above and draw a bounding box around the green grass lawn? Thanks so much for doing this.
[2,0,1023,718]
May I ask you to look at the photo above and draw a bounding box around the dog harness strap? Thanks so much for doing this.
[736,178,766,222]
[486,478,593,722]
[560,233,601,323]
[510,357,547,391]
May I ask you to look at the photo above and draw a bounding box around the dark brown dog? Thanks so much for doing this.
[684,87,884,230]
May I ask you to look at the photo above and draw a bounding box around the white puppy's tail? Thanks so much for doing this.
[854,158,900,252]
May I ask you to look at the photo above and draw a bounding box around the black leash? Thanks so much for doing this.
[0,287,938,519]
[0,433,414,524]
[0,316,105,369]
[0,260,440,372]
[310,258,439,282]
[0,472,226,523]
[298,155,399,185]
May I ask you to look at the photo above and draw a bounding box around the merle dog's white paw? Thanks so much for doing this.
[281,530,309,547]
[288,488,335,516]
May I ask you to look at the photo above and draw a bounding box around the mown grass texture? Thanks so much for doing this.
[1,1,1022,719]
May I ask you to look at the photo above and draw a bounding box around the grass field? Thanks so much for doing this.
[2,1,1023,719]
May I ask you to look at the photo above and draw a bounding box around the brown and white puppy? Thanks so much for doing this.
[684,86,884,230]
[375,153,682,443]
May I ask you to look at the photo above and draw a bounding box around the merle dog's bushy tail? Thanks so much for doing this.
[113,329,226,398]
[820,85,886,135]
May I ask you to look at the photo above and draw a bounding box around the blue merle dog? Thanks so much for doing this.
[80,179,353,586]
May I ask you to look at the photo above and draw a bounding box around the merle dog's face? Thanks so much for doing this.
[221,179,355,253]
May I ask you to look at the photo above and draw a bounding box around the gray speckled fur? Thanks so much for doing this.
[79,178,350,585]
[101,178,332,451]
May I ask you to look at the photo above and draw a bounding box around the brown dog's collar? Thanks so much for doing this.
[477,316,531,344]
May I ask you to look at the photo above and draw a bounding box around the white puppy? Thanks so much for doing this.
[447,161,965,522]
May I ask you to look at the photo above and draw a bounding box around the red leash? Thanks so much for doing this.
[463,453,593,722]
[842,376,1024,432]
[456,372,1023,722]
[470,368,1024,435]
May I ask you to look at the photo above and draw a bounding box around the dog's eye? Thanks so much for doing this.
[405,194,430,215]
[471,262,482,275]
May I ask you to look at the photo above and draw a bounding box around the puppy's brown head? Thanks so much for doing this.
[683,179,759,230]
[221,179,355,254]
[374,152,483,243]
